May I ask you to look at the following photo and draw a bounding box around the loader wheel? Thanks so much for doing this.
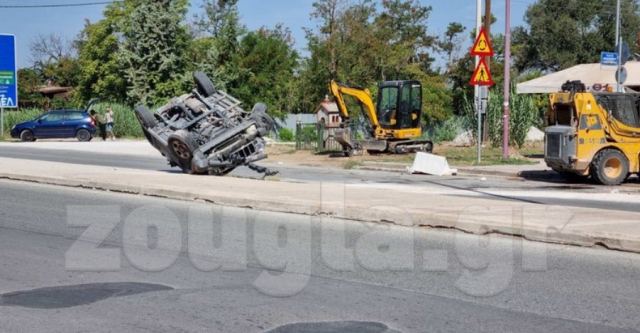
[193,71,216,97]
[591,149,629,186]
[168,130,198,173]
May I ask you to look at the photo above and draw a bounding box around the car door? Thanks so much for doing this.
[63,111,85,137]
[35,111,65,138]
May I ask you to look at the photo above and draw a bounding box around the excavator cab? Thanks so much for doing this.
[376,81,422,130]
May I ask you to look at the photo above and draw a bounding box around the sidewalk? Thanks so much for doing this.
[1,156,640,253]
[358,160,550,177]
[0,140,550,178]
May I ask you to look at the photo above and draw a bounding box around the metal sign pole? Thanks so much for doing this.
[477,95,482,164]
[1,106,4,138]
[616,0,623,93]
[503,0,512,159]
[476,0,482,164]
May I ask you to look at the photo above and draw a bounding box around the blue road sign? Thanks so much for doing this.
[0,34,17,108]
[601,52,619,66]
[616,42,631,65]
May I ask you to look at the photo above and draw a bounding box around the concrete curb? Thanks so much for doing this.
[358,164,528,178]
[2,171,640,254]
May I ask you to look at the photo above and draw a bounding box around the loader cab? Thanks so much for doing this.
[377,80,422,130]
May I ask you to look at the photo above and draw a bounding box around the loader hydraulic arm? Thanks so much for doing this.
[329,80,380,129]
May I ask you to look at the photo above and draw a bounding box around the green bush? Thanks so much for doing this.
[297,125,318,143]
[279,128,294,141]
[432,116,464,143]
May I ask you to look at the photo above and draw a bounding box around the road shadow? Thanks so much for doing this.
[519,170,593,185]
[0,282,173,309]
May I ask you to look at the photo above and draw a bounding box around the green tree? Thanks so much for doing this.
[438,22,466,71]
[375,0,437,74]
[514,0,640,72]
[76,15,127,102]
[17,68,46,108]
[197,0,245,86]
[232,25,299,118]
[119,0,190,106]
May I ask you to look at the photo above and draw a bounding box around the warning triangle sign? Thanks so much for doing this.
[469,58,494,86]
[470,27,494,57]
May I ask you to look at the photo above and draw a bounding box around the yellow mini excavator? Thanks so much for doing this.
[329,80,433,156]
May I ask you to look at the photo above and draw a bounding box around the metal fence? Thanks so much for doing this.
[295,122,357,153]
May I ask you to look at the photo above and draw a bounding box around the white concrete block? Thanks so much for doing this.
[408,152,457,176]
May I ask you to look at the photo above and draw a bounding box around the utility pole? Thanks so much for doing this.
[502,0,511,159]
[484,0,492,56]
[616,0,623,93]
[476,0,482,163]
[482,0,492,144]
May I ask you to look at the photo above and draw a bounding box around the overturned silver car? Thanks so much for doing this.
[135,72,276,176]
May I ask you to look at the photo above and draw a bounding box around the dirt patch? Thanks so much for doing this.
[265,142,544,170]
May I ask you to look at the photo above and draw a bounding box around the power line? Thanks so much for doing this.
[0,1,121,9]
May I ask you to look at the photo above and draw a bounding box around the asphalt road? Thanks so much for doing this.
[1,180,640,332]
[1,145,640,212]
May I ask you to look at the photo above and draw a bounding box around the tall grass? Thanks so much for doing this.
[2,108,46,137]
[462,85,540,148]
[92,103,143,138]
[0,103,144,139]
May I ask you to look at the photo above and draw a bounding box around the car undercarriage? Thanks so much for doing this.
[135,72,277,176]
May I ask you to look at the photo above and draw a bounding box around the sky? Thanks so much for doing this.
[0,0,535,69]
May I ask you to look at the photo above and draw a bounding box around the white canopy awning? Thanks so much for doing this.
[517,61,640,94]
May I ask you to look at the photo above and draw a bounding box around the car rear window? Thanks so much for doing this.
[66,112,85,120]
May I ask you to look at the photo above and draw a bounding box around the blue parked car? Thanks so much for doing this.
[10,109,97,142]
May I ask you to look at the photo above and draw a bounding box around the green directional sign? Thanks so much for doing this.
[0,71,14,85]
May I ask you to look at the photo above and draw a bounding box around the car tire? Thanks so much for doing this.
[168,130,198,173]
[135,105,158,129]
[591,149,629,186]
[251,103,274,134]
[193,71,216,97]
[20,129,35,142]
[76,129,92,142]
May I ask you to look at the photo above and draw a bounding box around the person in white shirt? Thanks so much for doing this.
[105,107,115,141]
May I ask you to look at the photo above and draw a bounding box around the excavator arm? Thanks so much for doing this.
[329,80,380,129]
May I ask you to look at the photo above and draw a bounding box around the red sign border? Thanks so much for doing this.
[469,57,494,86]
[470,27,495,57]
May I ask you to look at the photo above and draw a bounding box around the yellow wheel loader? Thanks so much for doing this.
[329,80,433,156]
[545,80,640,185]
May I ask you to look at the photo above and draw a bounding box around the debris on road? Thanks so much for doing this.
[408,152,458,176]
[135,72,277,176]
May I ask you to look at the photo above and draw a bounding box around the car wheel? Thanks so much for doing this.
[250,103,274,134]
[76,129,91,142]
[135,105,158,129]
[20,129,35,142]
[168,130,198,173]
[193,71,216,97]
[591,149,629,185]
